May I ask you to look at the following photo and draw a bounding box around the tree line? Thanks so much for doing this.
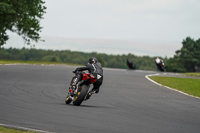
[0,47,159,71]
[1,37,200,72]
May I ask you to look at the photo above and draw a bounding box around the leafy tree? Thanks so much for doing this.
[175,37,200,72]
[165,57,186,72]
[0,0,46,47]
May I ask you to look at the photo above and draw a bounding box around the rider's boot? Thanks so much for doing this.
[85,93,92,100]
[85,89,99,100]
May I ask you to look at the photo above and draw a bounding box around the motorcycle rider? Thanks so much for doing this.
[127,59,136,69]
[155,57,164,66]
[155,57,164,71]
[71,57,103,99]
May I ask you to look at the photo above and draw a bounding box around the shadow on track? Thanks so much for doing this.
[56,102,112,109]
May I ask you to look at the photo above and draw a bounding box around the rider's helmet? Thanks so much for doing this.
[89,57,98,64]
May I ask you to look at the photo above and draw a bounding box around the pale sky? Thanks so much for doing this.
[5,0,200,57]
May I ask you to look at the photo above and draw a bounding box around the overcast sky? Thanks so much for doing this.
[5,0,200,57]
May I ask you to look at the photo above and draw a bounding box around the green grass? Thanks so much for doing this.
[183,73,200,77]
[149,76,200,98]
[0,126,36,133]
[0,60,77,66]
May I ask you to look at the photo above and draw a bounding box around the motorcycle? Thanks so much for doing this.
[65,71,96,106]
[127,59,136,70]
[156,62,164,72]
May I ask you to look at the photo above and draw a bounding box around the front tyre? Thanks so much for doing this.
[65,94,72,104]
[73,85,89,106]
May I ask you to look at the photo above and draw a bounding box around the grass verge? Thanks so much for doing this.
[0,60,76,66]
[0,126,36,133]
[149,76,200,98]
[182,73,200,77]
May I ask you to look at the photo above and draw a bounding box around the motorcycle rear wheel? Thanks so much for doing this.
[73,85,89,106]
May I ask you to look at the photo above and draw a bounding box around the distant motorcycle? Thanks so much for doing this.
[156,61,164,72]
[127,59,136,70]
[65,71,96,106]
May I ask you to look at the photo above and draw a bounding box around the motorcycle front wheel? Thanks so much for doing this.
[73,85,89,106]
[65,93,72,104]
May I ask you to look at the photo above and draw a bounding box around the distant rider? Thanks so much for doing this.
[155,57,164,66]
[72,57,103,99]
[155,57,165,72]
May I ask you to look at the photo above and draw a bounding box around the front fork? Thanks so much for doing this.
[68,78,83,100]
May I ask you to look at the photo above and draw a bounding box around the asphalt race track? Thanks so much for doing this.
[0,65,200,133]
